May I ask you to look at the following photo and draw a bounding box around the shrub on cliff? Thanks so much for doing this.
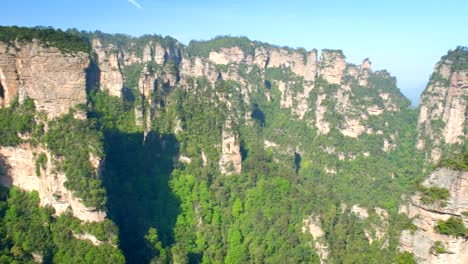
[435,217,467,237]
[418,185,450,206]
[0,98,36,146]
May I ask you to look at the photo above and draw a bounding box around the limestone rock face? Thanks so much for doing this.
[219,121,242,175]
[416,48,468,163]
[398,168,468,264]
[0,41,88,118]
[0,145,105,222]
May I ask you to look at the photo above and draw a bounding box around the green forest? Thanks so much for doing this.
[0,27,466,264]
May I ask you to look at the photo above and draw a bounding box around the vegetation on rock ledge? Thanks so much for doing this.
[0,26,90,54]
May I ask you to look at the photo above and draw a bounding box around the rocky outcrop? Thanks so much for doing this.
[208,47,245,65]
[351,204,369,219]
[0,40,88,118]
[268,48,318,81]
[178,155,192,164]
[365,207,389,246]
[315,94,331,134]
[92,37,181,99]
[347,204,389,246]
[156,40,406,147]
[341,119,366,138]
[293,82,314,119]
[302,215,329,264]
[0,145,105,222]
[264,140,279,149]
[416,48,468,163]
[358,58,372,86]
[399,168,468,264]
[73,232,103,246]
[277,80,293,108]
[92,39,124,97]
[383,133,398,152]
[324,167,337,174]
[179,56,219,84]
[367,105,384,116]
[310,52,405,140]
[319,50,346,84]
[219,120,242,175]
[207,46,318,81]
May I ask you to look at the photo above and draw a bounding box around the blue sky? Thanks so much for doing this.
[2,0,467,105]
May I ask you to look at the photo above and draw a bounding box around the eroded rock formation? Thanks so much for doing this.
[219,120,242,175]
[302,215,329,264]
[0,145,105,222]
[399,168,468,264]
[416,48,468,163]
[0,40,88,118]
[319,50,346,84]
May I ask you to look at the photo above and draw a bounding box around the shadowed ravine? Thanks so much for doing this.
[102,131,180,263]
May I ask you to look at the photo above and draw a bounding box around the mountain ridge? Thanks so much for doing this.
[0,26,465,264]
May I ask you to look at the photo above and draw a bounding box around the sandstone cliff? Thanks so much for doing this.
[0,38,105,223]
[219,120,242,175]
[0,32,422,232]
[302,214,329,264]
[319,50,346,84]
[92,39,123,97]
[0,40,89,118]
[398,47,468,264]
[86,35,409,164]
[0,144,105,222]
[90,36,182,99]
[416,47,468,163]
[187,43,407,154]
[205,45,318,81]
[399,168,468,264]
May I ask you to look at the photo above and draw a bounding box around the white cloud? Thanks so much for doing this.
[128,0,142,9]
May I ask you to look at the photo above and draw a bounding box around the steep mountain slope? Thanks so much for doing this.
[416,47,467,164]
[399,47,468,264]
[0,27,123,263]
[82,33,421,263]
[0,26,464,264]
